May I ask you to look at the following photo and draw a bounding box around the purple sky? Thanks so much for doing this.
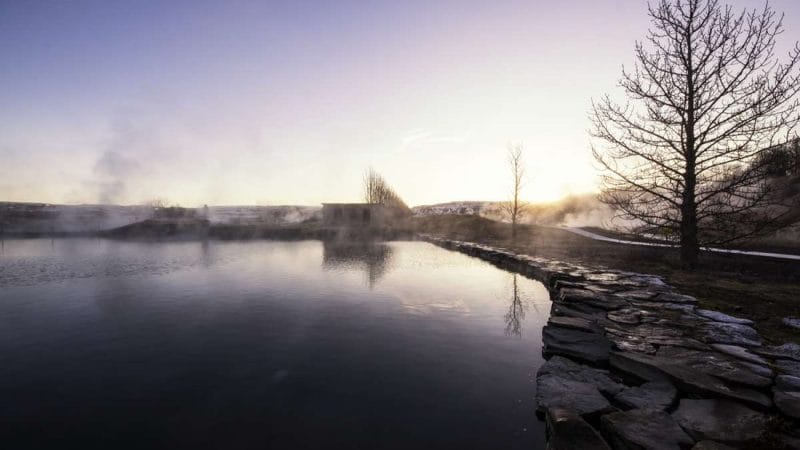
[1,0,798,206]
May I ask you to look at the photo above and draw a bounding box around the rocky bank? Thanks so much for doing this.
[421,235,800,449]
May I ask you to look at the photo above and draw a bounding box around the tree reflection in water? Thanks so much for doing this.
[322,240,394,288]
[504,274,539,337]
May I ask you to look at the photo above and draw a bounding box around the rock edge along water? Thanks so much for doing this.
[419,234,800,450]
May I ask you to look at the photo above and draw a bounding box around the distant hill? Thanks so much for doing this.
[0,202,149,233]
[412,195,613,228]
[0,203,321,234]
[3,198,612,234]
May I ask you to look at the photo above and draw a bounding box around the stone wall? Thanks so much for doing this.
[420,234,800,449]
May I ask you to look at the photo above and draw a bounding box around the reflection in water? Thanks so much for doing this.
[322,240,394,287]
[0,239,550,449]
[199,239,211,267]
[504,274,539,337]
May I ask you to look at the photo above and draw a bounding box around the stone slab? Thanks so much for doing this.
[755,343,800,362]
[774,389,800,419]
[601,409,694,450]
[692,441,736,450]
[537,355,624,396]
[548,315,602,333]
[545,407,612,450]
[701,322,762,347]
[558,288,628,311]
[609,352,772,410]
[695,309,754,325]
[710,344,769,366]
[672,398,767,443]
[543,325,612,366]
[656,346,772,389]
[535,375,615,417]
[614,381,676,411]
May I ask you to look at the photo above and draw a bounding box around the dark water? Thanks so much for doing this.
[0,239,549,449]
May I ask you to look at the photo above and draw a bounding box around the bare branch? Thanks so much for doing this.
[591,0,800,267]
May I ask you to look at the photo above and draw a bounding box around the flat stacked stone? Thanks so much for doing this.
[600,409,694,450]
[542,325,613,365]
[774,374,800,419]
[701,321,762,347]
[613,380,676,411]
[655,346,773,389]
[694,309,754,325]
[783,317,800,330]
[755,342,800,361]
[710,343,769,365]
[609,351,772,410]
[691,442,737,450]
[535,375,616,418]
[672,399,768,443]
[538,355,624,397]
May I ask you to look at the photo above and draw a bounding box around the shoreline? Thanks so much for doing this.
[420,234,800,449]
[0,223,416,242]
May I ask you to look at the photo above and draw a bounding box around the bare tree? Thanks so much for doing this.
[591,0,800,268]
[148,198,167,209]
[362,168,410,211]
[500,143,528,239]
[504,274,525,337]
[363,168,383,204]
[760,137,800,177]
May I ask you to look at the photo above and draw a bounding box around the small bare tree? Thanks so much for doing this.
[504,274,525,337]
[591,0,800,268]
[500,143,528,239]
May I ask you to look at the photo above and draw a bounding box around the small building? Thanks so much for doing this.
[321,203,409,228]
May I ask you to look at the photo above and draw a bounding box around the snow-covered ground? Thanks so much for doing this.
[562,227,800,262]
[412,201,492,216]
[207,206,320,225]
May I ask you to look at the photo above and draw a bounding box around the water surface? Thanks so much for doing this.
[0,239,549,449]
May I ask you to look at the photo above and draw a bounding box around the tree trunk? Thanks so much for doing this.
[681,125,700,269]
[681,129,699,269]
[681,22,699,270]
[680,199,699,269]
[511,197,518,241]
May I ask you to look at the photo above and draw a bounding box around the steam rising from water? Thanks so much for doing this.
[92,119,155,205]
[412,194,618,228]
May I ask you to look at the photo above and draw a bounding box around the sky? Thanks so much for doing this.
[1,0,798,207]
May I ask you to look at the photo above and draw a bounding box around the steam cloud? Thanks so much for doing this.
[91,118,156,205]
